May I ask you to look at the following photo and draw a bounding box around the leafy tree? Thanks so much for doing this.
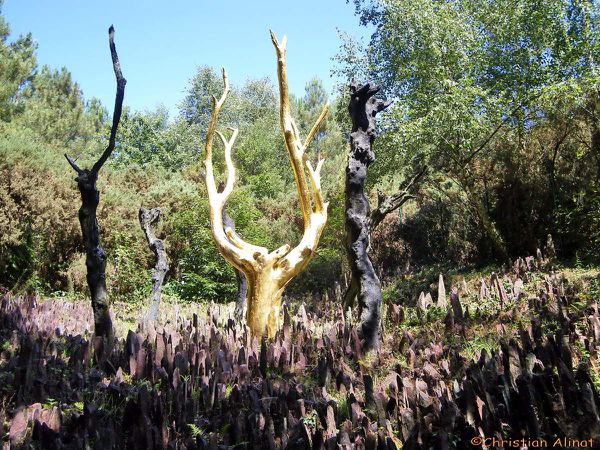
[295,77,333,161]
[18,66,97,145]
[0,124,80,291]
[85,97,109,133]
[338,0,600,261]
[0,1,36,121]
[180,66,235,130]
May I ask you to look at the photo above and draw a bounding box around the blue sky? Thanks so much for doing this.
[3,0,370,118]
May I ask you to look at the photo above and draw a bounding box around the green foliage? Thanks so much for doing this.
[0,4,356,304]
[0,1,36,121]
[288,247,343,296]
[4,0,598,314]
[109,233,151,302]
[187,423,208,440]
[168,201,237,302]
[16,65,97,145]
[426,306,447,322]
[180,66,228,129]
[0,124,79,290]
[460,333,500,361]
[179,66,277,131]
[42,397,59,409]
[113,106,201,171]
[338,0,600,264]
[301,409,320,429]
[555,181,600,260]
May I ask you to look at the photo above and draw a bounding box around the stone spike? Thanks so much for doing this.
[437,274,447,308]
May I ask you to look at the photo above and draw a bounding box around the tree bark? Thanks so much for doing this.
[64,26,126,343]
[345,82,390,351]
[139,208,169,325]
[74,170,113,340]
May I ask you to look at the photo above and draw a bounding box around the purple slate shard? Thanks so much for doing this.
[1,271,599,449]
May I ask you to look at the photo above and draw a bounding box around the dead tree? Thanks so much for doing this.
[344,82,426,351]
[64,26,126,342]
[203,31,328,337]
[345,83,389,350]
[139,208,169,325]
[344,82,388,350]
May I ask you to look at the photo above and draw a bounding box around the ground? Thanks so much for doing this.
[1,256,599,449]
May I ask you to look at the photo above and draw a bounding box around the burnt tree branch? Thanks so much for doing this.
[64,25,126,342]
[92,25,126,174]
[139,208,169,325]
[345,81,390,351]
[369,165,428,232]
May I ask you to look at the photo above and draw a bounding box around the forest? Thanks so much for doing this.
[1,0,600,448]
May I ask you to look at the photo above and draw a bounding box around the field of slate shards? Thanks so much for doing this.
[1,251,599,449]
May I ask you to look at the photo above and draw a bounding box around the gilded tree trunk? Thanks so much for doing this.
[202,32,328,338]
[345,82,390,351]
[245,268,285,337]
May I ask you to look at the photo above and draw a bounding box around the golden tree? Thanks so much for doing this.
[203,31,328,337]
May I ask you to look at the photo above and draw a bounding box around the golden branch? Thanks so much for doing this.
[201,33,329,337]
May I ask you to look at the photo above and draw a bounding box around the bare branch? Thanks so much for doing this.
[271,30,328,280]
[204,68,230,172]
[91,25,127,174]
[216,127,239,200]
[306,159,325,211]
[64,153,83,174]
[204,68,231,200]
[463,93,542,165]
[269,244,291,259]
[271,30,314,228]
[204,69,266,271]
[369,165,428,231]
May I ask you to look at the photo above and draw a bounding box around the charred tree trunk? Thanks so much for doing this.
[222,205,248,320]
[344,82,390,351]
[64,26,126,343]
[139,208,169,325]
[72,171,113,340]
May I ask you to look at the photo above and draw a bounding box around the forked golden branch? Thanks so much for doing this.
[203,31,329,337]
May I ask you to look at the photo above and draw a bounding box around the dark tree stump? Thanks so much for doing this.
[139,208,169,325]
[345,82,390,351]
[64,26,126,344]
